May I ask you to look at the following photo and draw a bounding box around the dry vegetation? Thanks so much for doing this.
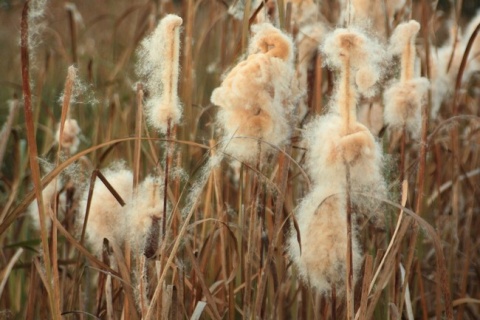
[0,0,479,319]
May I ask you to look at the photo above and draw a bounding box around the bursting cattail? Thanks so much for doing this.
[322,27,386,127]
[125,176,164,257]
[78,166,133,256]
[211,23,300,163]
[137,14,183,133]
[288,183,363,294]
[321,26,386,208]
[384,20,429,137]
[289,27,386,294]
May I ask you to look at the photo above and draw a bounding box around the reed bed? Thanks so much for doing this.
[0,0,479,319]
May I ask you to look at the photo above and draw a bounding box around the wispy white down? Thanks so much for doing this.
[137,14,183,133]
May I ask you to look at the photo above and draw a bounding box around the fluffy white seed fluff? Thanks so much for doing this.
[211,23,299,163]
[304,114,385,202]
[78,167,133,256]
[389,20,420,55]
[137,14,183,133]
[125,176,164,253]
[28,178,63,232]
[389,20,420,82]
[357,101,384,136]
[384,78,430,137]
[323,28,386,107]
[385,20,429,137]
[55,118,81,154]
[289,114,384,294]
[288,183,362,294]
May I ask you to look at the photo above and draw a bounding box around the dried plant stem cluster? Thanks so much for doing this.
[3,0,479,319]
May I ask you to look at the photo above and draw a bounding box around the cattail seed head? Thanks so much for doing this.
[137,14,183,133]
[389,20,420,82]
[385,20,429,137]
[384,78,429,137]
[78,166,133,256]
[211,23,299,163]
[288,184,362,294]
[125,176,164,255]
[323,28,386,132]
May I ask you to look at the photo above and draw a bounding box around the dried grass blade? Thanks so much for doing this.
[190,301,207,320]
[20,2,59,318]
[358,254,373,320]
[0,248,24,298]
[360,193,454,319]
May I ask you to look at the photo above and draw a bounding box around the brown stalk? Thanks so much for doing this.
[328,284,335,319]
[20,2,60,318]
[457,206,474,320]
[358,255,373,319]
[162,119,172,241]
[243,159,259,317]
[51,65,76,318]
[133,83,144,190]
[344,160,354,320]
[110,241,139,320]
[416,260,429,320]
[209,140,234,319]
[362,194,454,318]
[66,5,77,64]
[313,54,323,115]
[25,261,38,320]
[449,24,480,317]
[182,0,195,138]
[254,145,291,317]
[145,161,216,319]
[185,243,222,319]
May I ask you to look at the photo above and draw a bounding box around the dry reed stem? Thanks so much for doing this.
[182,0,194,138]
[145,160,216,320]
[415,259,428,320]
[185,243,222,319]
[358,254,373,319]
[133,83,144,190]
[25,262,38,320]
[368,180,408,295]
[20,2,60,318]
[110,241,139,320]
[0,248,24,299]
[313,54,323,115]
[345,160,354,320]
[254,144,290,317]
[162,119,172,241]
[52,65,76,317]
